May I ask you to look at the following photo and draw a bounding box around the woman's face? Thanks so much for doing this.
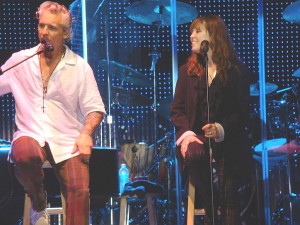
[190,23,210,54]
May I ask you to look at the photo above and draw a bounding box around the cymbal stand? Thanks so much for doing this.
[105,15,116,149]
[104,15,117,225]
[164,156,173,225]
[148,21,162,175]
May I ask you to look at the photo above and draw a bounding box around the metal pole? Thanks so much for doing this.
[170,0,182,224]
[258,1,271,224]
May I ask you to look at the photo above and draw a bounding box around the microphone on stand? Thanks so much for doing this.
[41,39,54,52]
[200,40,209,56]
[0,40,54,75]
[200,39,216,225]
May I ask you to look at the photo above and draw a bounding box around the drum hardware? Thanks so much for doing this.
[164,155,173,225]
[250,91,300,146]
[99,85,151,107]
[271,191,300,225]
[99,59,151,87]
[124,0,197,26]
[267,86,294,98]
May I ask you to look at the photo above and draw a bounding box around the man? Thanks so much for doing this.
[0,1,106,225]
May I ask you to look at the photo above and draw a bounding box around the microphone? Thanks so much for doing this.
[0,40,54,74]
[41,39,54,52]
[200,40,209,53]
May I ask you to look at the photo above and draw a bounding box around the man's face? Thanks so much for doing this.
[38,10,68,49]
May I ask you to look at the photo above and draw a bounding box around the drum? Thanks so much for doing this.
[253,138,288,169]
[249,99,298,145]
[120,142,154,179]
[253,139,289,221]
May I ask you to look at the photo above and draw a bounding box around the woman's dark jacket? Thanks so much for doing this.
[170,62,253,177]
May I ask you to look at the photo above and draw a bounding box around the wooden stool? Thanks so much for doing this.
[119,180,163,225]
[119,193,159,225]
[187,179,205,225]
[187,179,221,225]
[22,161,66,225]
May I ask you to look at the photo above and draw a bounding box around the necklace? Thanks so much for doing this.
[40,48,65,112]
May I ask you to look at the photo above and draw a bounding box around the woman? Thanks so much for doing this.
[170,14,253,225]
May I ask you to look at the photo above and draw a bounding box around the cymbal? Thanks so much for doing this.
[250,82,278,96]
[100,60,151,87]
[125,0,198,26]
[292,68,300,77]
[157,95,173,121]
[283,0,300,24]
[100,86,151,106]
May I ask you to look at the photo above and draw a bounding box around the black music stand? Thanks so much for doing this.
[90,147,119,209]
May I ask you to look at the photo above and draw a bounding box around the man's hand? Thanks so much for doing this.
[72,133,93,163]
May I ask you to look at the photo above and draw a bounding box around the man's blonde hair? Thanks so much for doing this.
[36,1,73,41]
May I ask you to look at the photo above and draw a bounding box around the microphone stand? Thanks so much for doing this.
[203,50,216,225]
[0,48,45,75]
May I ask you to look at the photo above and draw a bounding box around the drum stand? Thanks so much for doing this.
[272,95,300,225]
[144,132,174,224]
[164,156,173,225]
[144,151,174,224]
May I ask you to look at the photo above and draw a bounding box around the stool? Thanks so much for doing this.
[119,180,163,225]
[187,179,222,225]
[187,179,205,225]
[23,161,66,225]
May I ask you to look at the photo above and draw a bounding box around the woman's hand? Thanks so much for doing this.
[202,123,220,139]
[180,135,203,158]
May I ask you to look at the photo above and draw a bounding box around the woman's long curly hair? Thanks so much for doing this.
[187,14,240,83]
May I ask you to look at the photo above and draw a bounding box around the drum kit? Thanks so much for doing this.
[249,2,300,223]
[250,79,300,223]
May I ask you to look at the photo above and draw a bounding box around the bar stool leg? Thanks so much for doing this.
[23,193,31,225]
[146,193,157,225]
[187,180,196,225]
[119,195,128,225]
